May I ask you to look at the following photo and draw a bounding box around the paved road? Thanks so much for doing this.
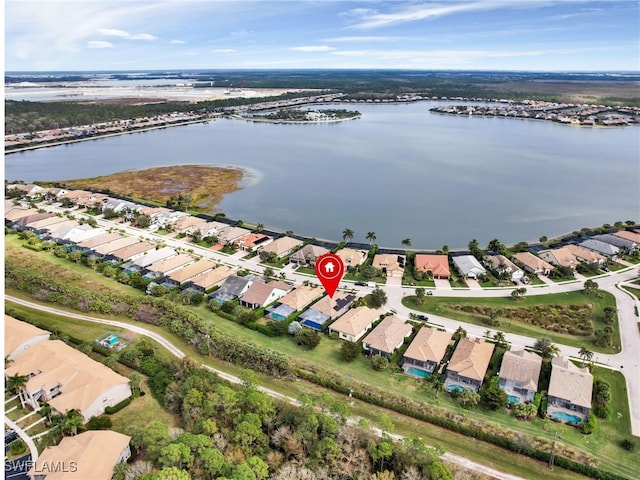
[6,296,529,480]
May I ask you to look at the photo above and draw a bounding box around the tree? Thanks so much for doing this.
[482,381,508,410]
[366,231,377,245]
[341,341,361,362]
[539,235,548,243]
[415,287,426,305]
[401,238,412,248]
[200,448,228,478]
[263,266,275,278]
[432,378,444,399]
[159,443,194,470]
[468,238,482,259]
[487,238,506,254]
[371,355,389,371]
[61,410,84,436]
[442,245,449,254]
[583,279,599,296]
[493,331,507,348]
[342,228,354,243]
[513,402,538,421]
[295,329,321,349]
[255,223,264,232]
[452,326,467,341]
[578,348,594,367]
[6,373,28,396]
[369,440,394,471]
[369,287,387,308]
[534,338,559,358]
[458,389,481,408]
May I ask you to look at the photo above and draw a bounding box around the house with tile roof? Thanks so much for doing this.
[512,252,555,276]
[262,236,304,258]
[143,254,194,279]
[547,356,593,423]
[564,244,606,265]
[122,247,177,272]
[163,258,215,287]
[299,293,357,331]
[239,280,291,309]
[372,253,406,278]
[106,241,156,263]
[235,232,274,252]
[216,226,252,245]
[5,315,50,360]
[402,327,452,378]
[90,236,140,258]
[484,254,524,282]
[335,248,368,268]
[186,265,236,293]
[498,350,542,403]
[413,254,450,279]
[328,306,380,342]
[444,338,494,392]
[613,229,640,245]
[266,285,323,320]
[362,316,413,357]
[290,244,330,267]
[29,430,131,480]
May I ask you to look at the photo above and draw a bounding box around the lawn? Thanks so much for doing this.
[621,284,640,299]
[110,379,179,433]
[402,291,621,353]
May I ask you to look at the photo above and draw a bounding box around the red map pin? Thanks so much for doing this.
[315,253,345,298]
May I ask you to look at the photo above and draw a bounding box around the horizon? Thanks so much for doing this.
[5,1,640,72]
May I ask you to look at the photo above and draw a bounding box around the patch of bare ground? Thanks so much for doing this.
[63,164,244,212]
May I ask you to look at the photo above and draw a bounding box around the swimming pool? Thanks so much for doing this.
[508,395,520,404]
[447,384,466,393]
[551,411,583,424]
[406,367,431,378]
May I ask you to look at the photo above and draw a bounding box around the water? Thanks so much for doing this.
[447,384,467,392]
[6,102,639,249]
[406,367,431,378]
[551,411,583,424]
[508,395,521,404]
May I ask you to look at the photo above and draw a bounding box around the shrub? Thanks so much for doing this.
[341,341,361,362]
[621,439,636,451]
[87,415,113,430]
[9,440,26,456]
[594,405,610,419]
[371,355,389,371]
[105,397,132,414]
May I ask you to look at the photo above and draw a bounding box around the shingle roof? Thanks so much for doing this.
[240,280,290,306]
[190,265,236,289]
[580,239,620,256]
[447,338,494,382]
[290,244,330,263]
[498,350,542,392]
[363,316,413,355]
[403,327,452,364]
[548,356,593,409]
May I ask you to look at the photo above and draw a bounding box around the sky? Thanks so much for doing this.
[4,0,640,72]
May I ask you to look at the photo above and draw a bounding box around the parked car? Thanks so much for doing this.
[426,290,433,295]
[417,314,429,321]
[354,281,367,287]
[5,429,18,444]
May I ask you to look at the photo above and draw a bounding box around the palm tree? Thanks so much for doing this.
[442,245,449,254]
[6,373,27,396]
[255,223,264,232]
[493,331,507,348]
[545,344,561,358]
[366,231,377,245]
[342,228,354,243]
[401,238,412,248]
[129,372,144,394]
[62,410,84,436]
[432,378,444,399]
[578,347,594,367]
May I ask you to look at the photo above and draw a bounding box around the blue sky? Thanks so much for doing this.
[5,1,640,72]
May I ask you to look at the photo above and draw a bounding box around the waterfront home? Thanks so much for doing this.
[402,327,452,378]
[149,207,188,227]
[564,244,606,265]
[362,315,413,357]
[239,280,292,309]
[413,254,450,279]
[73,232,124,252]
[59,190,108,208]
[5,315,50,361]
[163,258,215,287]
[547,356,593,424]
[121,246,177,272]
[512,252,554,276]
[10,212,56,231]
[216,226,252,245]
[592,233,637,253]
[290,244,330,267]
[5,338,131,422]
[498,350,542,403]
[328,306,380,342]
[484,254,524,282]
[612,229,640,246]
[451,255,486,279]
[372,253,405,278]
[171,215,207,235]
[5,206,39,225]
[30,430,131,480]
[102,197,138,214]
[262,236,304,258]
[106,241,156,263]
[6,183,46,197]
[335,247,368,268]
[209,274,255,303]
[143,254,194,279]
[196,221,230,239]
[444,338,494,392]
[538,246,579,270]
[186,265,236,293]
[299,293,357,330]
[236,232,274,252]
[266,285,323,320]
[579,239,620,259]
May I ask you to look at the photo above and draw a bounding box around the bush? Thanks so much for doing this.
[87,415,113,430]
[371,355,389,371]
[341,341,361,362]
[594,405,610,419]
[104,397,132,414]
[621,439,636,451]
[9,440,26,456]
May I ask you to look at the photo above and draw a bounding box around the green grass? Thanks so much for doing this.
[402,291,621,353]
[5,397,21,411]
[621,284,640,299]
[110,379,179,432]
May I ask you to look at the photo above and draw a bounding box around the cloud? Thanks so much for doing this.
[323,36,403,43]
[214,48,236,53]
[98,28,157,41]
[170,39,186,45]
[289,45,335,52]
[87,40,114,49]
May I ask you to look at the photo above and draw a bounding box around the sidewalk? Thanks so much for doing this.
[5,416,39,461]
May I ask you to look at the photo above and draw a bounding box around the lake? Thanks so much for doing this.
[5,102,639,249]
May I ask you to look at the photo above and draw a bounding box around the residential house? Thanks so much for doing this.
[149,208,188,227]
[163,259,215,287]
[186,265,236,293]
[239,280,292,309]
[328,306,380,342]
[196,221,230,239]
[484,254,524,282]
[89,236,140,259]
[5,315,50,360]
[372,254,405,278]
[235,232,274,252]
[402,327,452,378]
[106,241,156,263]
[335,248,368,268]
[73,233,124,252]
[592,233,637,253]
[39,220,80,241]
[102,198,137,214]
[413,254,450,279]
[209,274,255,303]
[444,338,494,392]
[266,285,323,321]
[216,226,252,245]
[5,339,131,422]
[171,215,207,235]
[538,246,580,270]
[547,356,593,424]
[6,183,46,197]
[362,316,413,357]
[11,212,56,231]
[5,207,39,225]
[262,236,304,259]
[29,430,131,480]
[290,244,330,267]
[564,244,606,265]
[121,247,177,272]
[512,252,555,276]
[299,293,356,330]
[579,239,620,259]
[498,350,542,403]
[452,255,486,279]
[143,254,194,279]
[59,190,108,208]
[613,229,640,246]
[22,215,69,235]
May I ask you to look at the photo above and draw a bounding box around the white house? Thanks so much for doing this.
[452,255,486,279]
[4,315,50,360]
[328,306,380,342]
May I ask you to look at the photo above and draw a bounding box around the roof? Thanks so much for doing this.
[452,255,486,276]
[512,252,555,272]
[363,316,413,355]
[278,285,323,311]
[172,215,207,232]
[498,350,542,392]
[580,239,620,256]
[447,338,494,382]
[129,247,177,268]
[484,254,520,273]
[190,265,236,289]
[13,212,55,225]
[30,430,131,480]
[548,356,593,409]
[538,246,578,268]
[165,258,215,283]
[91,236,140,255]
[236,232,273,250]
[241,280,290,306]
[146,254,194,274]
[403,327,452,364]
[23,215,69,230]
[592,233,637,250]
[108,241,156,261]
[75,232,123,249]
[329,306,379,337]
[5,315,49,356]
[262,236,304,256]
[335,248,368,267]
[290,244,330,263]
[217,226,251,243]
[565,244,606,263]
[217,274,254,296]
[304,293,356,317]
[372,254,405,272]
[613,230,640,244]
[5,340,129,415]
[414,254,450,277]
[5,207,39,221]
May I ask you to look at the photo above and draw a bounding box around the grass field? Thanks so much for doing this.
[110,379,178,433]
